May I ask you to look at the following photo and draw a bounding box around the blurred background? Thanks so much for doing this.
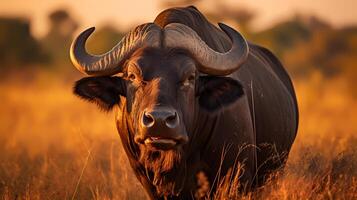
[0,0,356,199]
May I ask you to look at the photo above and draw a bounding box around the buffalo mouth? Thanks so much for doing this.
[144,136,180,150]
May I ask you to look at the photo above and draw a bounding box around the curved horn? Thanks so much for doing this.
[70,23,161,76]
[164,23,249,76]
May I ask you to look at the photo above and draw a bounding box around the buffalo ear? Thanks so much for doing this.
[73,76,126,111]
[197,76,244,111]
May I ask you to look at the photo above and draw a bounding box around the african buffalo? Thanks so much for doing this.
[70,6,298,200]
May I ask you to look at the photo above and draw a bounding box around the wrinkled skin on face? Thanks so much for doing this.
[124,48,197,195]
[126,48,196,145]
[73,47,245,198]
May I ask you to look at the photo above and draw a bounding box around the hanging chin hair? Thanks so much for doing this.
[138,147,187,196]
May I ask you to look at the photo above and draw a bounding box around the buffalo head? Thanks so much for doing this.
[70,22,248,196]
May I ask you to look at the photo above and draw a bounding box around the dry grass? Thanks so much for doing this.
[0,70,356,199]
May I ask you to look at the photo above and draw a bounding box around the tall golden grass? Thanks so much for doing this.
[0,70,356,199]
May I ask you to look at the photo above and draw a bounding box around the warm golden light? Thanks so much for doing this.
[0,0,356,199]
[0,0,356,37]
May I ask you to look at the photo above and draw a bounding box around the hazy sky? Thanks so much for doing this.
[1,0,356,38]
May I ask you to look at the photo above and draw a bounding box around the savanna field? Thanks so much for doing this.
[1,1,357,198]
[0,69,356,200]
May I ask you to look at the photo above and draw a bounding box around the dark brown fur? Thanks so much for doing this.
[73,6,298,200]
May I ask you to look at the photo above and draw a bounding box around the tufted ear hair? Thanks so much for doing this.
[197,76,244,111]
[73,76,126,111]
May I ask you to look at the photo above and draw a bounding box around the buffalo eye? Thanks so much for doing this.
[182,79,190,87]
[128,73,137,82]
[188,74,195,81]
[181,73,195,88]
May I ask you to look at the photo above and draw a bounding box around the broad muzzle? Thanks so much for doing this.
[135,107,188,150]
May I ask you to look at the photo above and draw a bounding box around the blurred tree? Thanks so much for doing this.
[336,27,357,97]
[0,17,48,69]
[281,17,356,77]
[85,25,124,55]
[253,15,312,57]
[205,4,255,37]
[41,9,78,66]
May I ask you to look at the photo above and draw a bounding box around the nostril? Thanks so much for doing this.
[166,114,176,122]
[142,111,155,127]
[165,112,179,128]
